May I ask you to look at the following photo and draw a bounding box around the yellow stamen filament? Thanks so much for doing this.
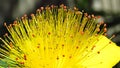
[0,5,120,68]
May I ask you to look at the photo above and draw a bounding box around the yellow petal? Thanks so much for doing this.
[80,35,120,68]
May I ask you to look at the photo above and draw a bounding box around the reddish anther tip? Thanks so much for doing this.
[69,56,72,59]
[97,28,100,32]
[97,16,101,18]
[84,13,88,17]
[21,17,24,20]
[45,6,50,10]
[37,9,40,11]
[76,46,79,49]
[20,62,24,64]
[24,14,27,17]
[100,21,104,25]
[94,16,97,19]
[60,4,64,7]
[41,7,44,10]
[104,28,107,32]
[48,32,51,35]
[112,35,115,38]
[80,31,84,35]
[4,22,7,26]
[56,57,59,60]
[104,24,107,27]
[62,55,65,57]
[104,33,107,36]
[95,34,98,36]
[16,58,19,60]
[70,35,73,38]
[97,51,100,54]
[45,7,48,10]
[91,14,95,18]
[5,33,8,36]
[13,21,17,25]
[37,45,40,48]
[24,54,27,60]
[109,42,112,44]
[31,13,34,17]
[63,6,67,9]
[86,46,88,48]
[62,44,64,47]
[74,7,77,10]
[9,24,12,28]
[88,15,91,19]
[9,42,13,48]
[37,9,41,13]
[32,34,35,37]
[51,5,54,8]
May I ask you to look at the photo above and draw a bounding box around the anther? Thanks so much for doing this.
[24,54,27,60]
[20,62,24,64]
[84,13,88,17]
[74,7,78,10]
[31,13,34,17]
[88,15,91,19]
[16,58,19,60]
[62,55,65,57]
[76,46,79,49]
[97,51,100,54]
[51,5,54,8]
[97,28,100,32]
[60,4,64,8]
[24,14,27,17]
[56,57,59,60]
[9,42,13,48]
[48,32,51,35]
[63,6,67,9]
[104,24,107,27]
[91,14,95,18]
[110,35,115,39]
[69,56,72,59]
[41,7,44,10]
[4,22,7,26]
[4,33,8,36]
[37,45,40,48]
[104,28,107,32]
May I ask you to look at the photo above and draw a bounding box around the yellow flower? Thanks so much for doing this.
[0,5,120,68]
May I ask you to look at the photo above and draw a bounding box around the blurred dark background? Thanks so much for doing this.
[0,0,120,68]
